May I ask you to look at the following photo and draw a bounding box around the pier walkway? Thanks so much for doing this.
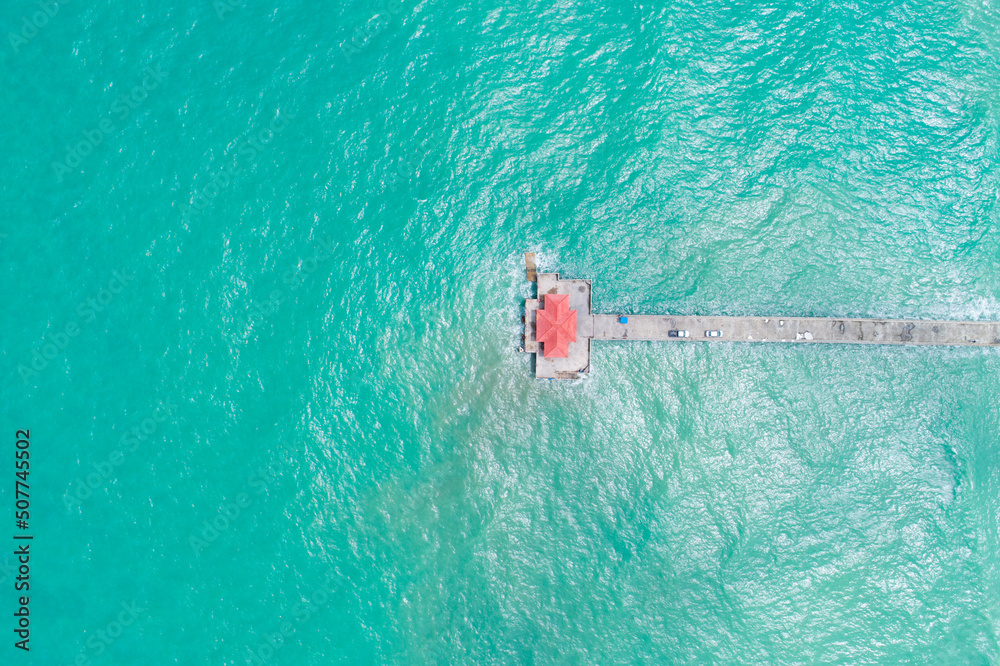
[521,254,1000,379]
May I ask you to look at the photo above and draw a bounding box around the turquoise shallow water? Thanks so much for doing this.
[3,0,1000,663]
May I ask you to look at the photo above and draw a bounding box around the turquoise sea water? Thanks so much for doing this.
[3,0,1000,663]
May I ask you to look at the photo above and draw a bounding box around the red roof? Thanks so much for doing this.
[536,294,577,358]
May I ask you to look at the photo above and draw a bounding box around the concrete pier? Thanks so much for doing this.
[522,262,1000,379]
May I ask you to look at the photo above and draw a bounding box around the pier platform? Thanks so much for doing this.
[521,260,1000,379]
[525,271,594,379]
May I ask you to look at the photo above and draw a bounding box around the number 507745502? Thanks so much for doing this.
[15,431,30,531]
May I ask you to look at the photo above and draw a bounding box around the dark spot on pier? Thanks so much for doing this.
[901,323,914,342]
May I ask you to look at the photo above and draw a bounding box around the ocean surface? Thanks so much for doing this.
[2,0,1000,663]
